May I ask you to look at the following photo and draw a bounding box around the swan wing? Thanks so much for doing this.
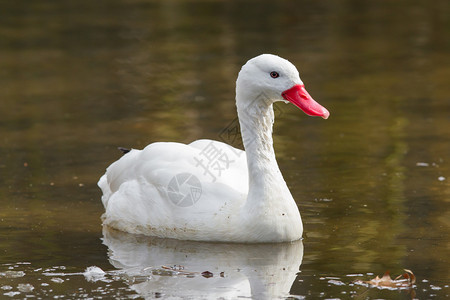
[98,140,248,239]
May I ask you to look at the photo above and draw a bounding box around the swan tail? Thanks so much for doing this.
[118,147,131,154]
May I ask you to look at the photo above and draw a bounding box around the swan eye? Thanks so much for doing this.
[270,71,280,78]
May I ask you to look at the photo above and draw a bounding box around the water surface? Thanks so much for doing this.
[0,0,449,298]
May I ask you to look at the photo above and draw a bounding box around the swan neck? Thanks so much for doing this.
[238,102,277,165]
[236,95,286,199]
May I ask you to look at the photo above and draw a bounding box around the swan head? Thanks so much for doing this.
[236,54,329,119]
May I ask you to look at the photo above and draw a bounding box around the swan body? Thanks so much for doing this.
[99,54,329,243]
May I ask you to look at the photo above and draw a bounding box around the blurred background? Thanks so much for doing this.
[0,0,448,298]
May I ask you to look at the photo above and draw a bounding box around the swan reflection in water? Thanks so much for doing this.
[102,226,304,299]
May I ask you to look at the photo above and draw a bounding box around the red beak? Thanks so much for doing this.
[282,84,330,119]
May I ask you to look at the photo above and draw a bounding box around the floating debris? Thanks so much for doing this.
[416,162,429,167]
[346,274,364,277]
[354,269,415,289]
[17,283,34,293]
[328,279,346,286]
[201,271,214,278]
[160,266,223,279]
[83,266,106,282]
[430,285,442,290]
[3,291,20,297]
[1,271,25,278]
[51,278,64,284]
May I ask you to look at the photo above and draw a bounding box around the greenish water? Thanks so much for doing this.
[0,0,449,298]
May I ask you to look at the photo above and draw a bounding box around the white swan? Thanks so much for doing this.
[98,54,329,243]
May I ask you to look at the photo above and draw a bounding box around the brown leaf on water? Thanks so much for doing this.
[394,269,416,285]
[201,271,214,278]
[355,269,415,289]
